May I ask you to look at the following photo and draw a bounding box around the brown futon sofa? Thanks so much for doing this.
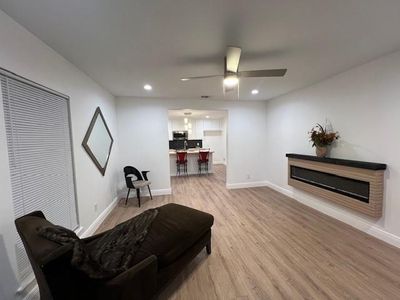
[15,203,214,300]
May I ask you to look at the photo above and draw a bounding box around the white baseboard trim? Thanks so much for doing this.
[119,179,173,196]
[123,187,172,197]
[264,180,400,248]
[226,181,269,189]
[80,196,119,238]
[149,188,172,196]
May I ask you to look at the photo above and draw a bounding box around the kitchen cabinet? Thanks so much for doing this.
[168,117,223,140]
[195,119,204,139]
[168,120,173,140]
[203,119,221,131]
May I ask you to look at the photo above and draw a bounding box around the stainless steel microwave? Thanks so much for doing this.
[173,131,188,140]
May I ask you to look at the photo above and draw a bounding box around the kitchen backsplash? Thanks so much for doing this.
[169,139,203,150]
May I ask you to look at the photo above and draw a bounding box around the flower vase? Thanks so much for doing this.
[315,146,328,158]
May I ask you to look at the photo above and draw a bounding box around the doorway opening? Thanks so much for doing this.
[167,109,228,185]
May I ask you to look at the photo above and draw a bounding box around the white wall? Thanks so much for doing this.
[116,97,268,192]
[264,50,400,246]
[0,10,120,298]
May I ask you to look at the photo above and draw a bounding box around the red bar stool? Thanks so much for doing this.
[198,149,210,175]
[176,151,188,176]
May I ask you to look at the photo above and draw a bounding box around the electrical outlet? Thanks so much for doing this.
[247,174,251,180]
[94,203,98,212]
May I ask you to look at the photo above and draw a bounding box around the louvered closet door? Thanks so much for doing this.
[1,71,78,281]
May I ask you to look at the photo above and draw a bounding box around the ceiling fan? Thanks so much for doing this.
[180,46,287,93]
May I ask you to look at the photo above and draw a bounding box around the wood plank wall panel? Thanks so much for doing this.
[287,158,384,217]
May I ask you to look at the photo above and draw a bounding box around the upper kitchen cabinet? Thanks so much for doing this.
[203,119,222,131]
[169,118,197,139]
[195,119,204,139]
[168,120,173,140]
[168,117,224,140]
[171,119,185,131]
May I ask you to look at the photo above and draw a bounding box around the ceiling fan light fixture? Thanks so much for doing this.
[180,47,287,94]
[223,75,239,87]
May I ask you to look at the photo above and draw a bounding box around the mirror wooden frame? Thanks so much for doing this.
[82,107,114,175]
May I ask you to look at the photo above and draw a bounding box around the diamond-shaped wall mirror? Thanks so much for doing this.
[82,107,114,175]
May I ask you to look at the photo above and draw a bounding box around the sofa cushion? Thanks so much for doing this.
[132,203,214,268]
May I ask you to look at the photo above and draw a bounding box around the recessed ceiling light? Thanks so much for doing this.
[181,78,190,81]
[251,89,259,95]
[205,115,210,119]
[144,84,152,91]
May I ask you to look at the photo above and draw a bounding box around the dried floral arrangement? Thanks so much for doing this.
[309,124,339,148]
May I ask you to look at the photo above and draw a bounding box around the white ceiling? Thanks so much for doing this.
[168,109,227,120]
[1,0,400,101]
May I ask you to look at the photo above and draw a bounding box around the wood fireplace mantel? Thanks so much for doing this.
[286,153,386,217]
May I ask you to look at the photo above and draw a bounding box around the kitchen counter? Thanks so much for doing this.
[169,149,214,176]
[169,149,215,155]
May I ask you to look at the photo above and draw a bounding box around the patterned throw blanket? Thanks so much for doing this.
[39,208,158,279]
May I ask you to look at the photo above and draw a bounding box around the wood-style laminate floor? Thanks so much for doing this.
[97,165,400,300]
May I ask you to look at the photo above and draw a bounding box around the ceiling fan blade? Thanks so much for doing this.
[238,69,287,77]
[180,75,223,81]
[226,46,242,73]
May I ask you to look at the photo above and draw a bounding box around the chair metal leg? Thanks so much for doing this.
[147,185,153,200]
[125,188,130,205]
[136,188,141,207]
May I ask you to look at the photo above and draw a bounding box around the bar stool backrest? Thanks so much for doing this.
[198,150,209,162]
[176,151,187,163]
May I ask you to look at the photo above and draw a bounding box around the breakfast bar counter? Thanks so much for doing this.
[169,149,214,176]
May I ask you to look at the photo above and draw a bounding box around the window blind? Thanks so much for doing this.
[1,70,78,281]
